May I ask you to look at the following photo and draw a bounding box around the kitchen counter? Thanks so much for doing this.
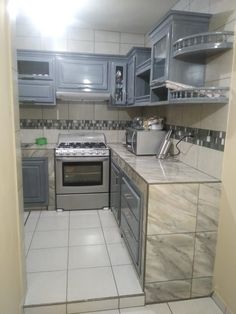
[21,143,56,150]
[109,143,220,184]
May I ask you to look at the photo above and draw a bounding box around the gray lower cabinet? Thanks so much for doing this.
[110,161,121,224]
[56,56,109,91]
[120,175,142,274]
[22,157,49,208]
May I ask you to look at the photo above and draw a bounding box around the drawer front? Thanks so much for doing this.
[121,213,139,264]
[121,177,141,220]
[121,196,139,241]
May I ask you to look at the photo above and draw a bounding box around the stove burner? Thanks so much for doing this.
[58,142,107,149]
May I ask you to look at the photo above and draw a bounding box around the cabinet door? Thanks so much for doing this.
[110,61,127,106]
[17,54,54,80]
[110,162,121,224]
[19,80,55,104]
[127,56,136,105]
[151,25,171,85]
[56,57,109,91]
[22,158,49,207]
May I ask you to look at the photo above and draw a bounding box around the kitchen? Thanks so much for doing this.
[1,1,235,313]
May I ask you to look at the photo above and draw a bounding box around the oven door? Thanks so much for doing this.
[56,156,109,194]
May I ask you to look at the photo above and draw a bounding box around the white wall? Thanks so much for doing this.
[0,0,26,313]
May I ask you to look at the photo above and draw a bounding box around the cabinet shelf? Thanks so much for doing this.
[169,87,229,104]
[135,58,151,76]
[173,31,234,59]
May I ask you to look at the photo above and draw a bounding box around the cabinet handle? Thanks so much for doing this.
[124,193,133,200]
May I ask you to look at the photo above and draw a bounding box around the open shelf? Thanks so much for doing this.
[169,87,229,104]
[173,31,234,59]
[136,58,151,76]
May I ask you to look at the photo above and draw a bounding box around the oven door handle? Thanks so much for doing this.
[56,156,109,162]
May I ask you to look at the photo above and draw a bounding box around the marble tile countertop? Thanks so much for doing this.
[109,144,220,184]
[21,143,56,150]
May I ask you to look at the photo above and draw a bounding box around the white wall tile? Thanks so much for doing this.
[95,42,120,54]
[94,104,119,120]
[16,37,41,50]
[67,40,94,53]
[20,129,43,143]
[16,23,41,37]
[68,103,94,120]
[197,146,224,179]
[20,106,43,119]
[67,27,94,41]
[120,33,145,45]
[41,37,67,52]
[95,30,120,43]
[120,43,134,55]
[189,0,210,13]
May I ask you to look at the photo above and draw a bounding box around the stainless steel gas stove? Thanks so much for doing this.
[55,133,110,211]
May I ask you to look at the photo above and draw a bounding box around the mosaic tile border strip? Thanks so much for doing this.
[166,124,226,152]
[20,119,132,131]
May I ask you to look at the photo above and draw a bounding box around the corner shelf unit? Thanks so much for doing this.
[173,31,234,59]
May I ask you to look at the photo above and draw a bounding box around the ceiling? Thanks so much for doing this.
[16,0,179,34]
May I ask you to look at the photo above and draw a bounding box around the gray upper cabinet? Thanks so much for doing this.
[126,47,151,106]
[110,61,127,106]
[56,56,109,91]
[17,51,56,105]
[18,80,55,104]
[149,11,211,103]
[22,157,49,207]
[127,55,136,105]
[17,53,54,80]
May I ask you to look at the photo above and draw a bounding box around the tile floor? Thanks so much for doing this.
[24,209,144,312]
[23,210,225,314]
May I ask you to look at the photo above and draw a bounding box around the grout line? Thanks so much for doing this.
[66,211,71,312]
[98,210,120,306]
[25,210,42,257]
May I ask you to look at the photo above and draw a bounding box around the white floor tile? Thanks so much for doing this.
[67,267,118,301]
[31,230,68,249]
[70,213,101,229]
[69,228,105,246]
[25,271,67,305]
[36,216,69,231]
[25,232,34,255]
[107,243,132,265]
[99,211,118,227]
[120,303,171,314]
[113,265,143,296]
[29,211,41,219]
[69,245,110,269]
[24,304,66,314]
[40,210,69,218]
[70,210,98,216]
[27,247,68,272]
[24,216,39,232]
[169,297,223,314]
[103,227,123,244]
